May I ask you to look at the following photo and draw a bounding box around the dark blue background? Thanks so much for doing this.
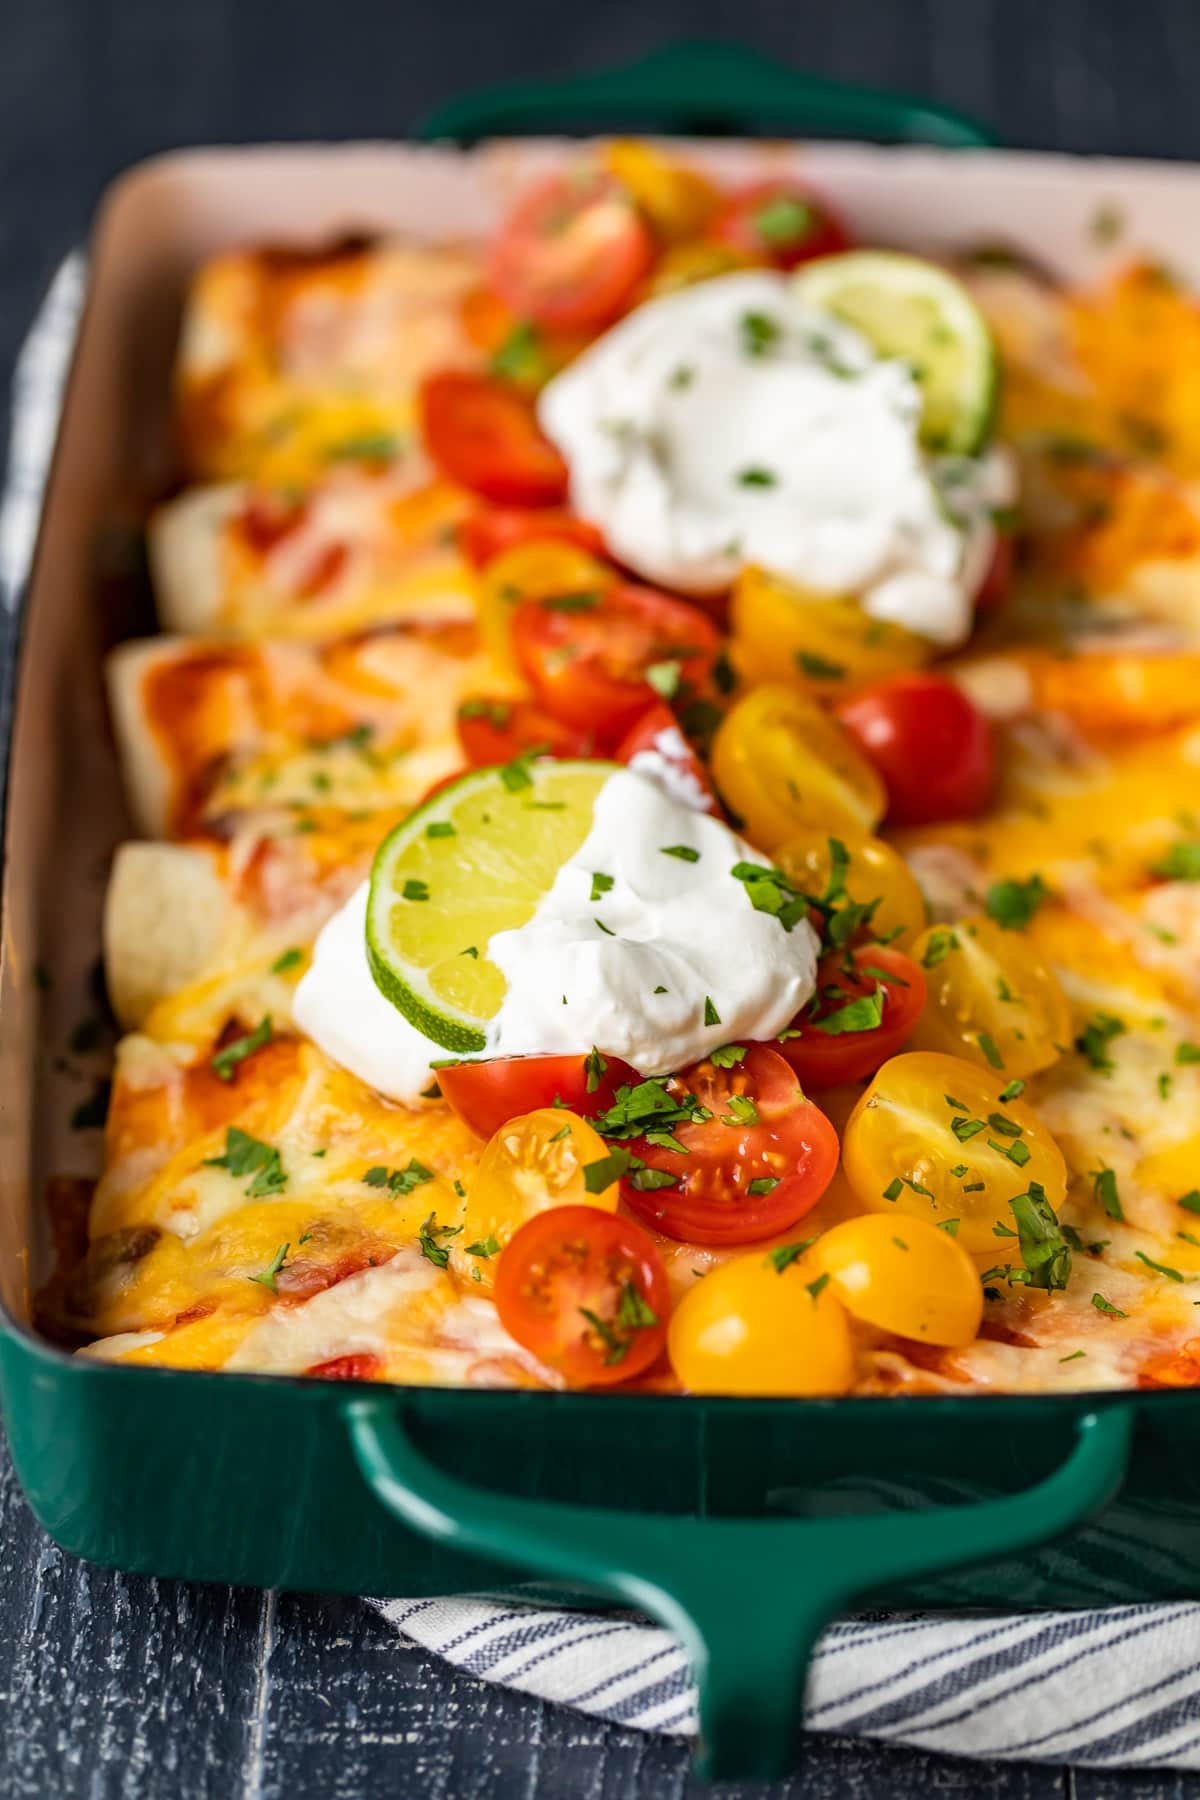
[4,2,1200,1792]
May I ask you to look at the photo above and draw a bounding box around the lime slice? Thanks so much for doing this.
[366,758,617,1054]
[791,251,997,454]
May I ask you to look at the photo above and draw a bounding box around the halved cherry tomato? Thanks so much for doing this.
[490,170,655,333]
[775,944,927,1088]
[460,508,606,569]
[910,916,1071,1078]
[813,1214,983,1347]
[614,702,721,815]
[774,828,928,948]
[454,1107,618,1293]
[493,1204,669,1387]
[617,1045,839,1245]
[419,372,567,507]
[841,1051,1068,1254]
[438,1051,636,1140]
[711,179,850,270]
[456,696,595,767]
[512,583,720,739]
[729,565,932,695]
[667,1246,854,1396]
[604,140,720,242]
[836,674,996,826]
[711,684,886,850]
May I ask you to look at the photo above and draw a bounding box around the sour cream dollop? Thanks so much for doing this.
[294,768,819,1106]
[538,270,1008,647]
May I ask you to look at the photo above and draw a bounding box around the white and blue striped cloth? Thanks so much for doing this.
[8,257,1200,1773]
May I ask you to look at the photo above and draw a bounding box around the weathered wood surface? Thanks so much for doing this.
[5,0,1200,1793]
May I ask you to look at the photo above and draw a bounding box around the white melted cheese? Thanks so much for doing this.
[295,767,819,1104]
[538,270,1007,646]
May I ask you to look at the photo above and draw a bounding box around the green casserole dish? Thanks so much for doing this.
[1,45,1197,1781]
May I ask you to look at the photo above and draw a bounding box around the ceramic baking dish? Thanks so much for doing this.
[3,44,1200,1781]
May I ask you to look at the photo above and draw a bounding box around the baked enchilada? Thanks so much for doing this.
[41,141,1200,1401]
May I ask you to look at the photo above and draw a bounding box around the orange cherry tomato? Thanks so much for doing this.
[617,1046,840,1246]
[836,673,996,826]
[459,508,607,569]
[419,372,568,507]
[438,1052,637,1141]
[493,1204,669,1387]
[512,583,720,739]
[614,701,721,815]
[456,696,595,766]
[490,170,656,333]
[667,1247,854,1396]
[776,944,927,1088]
[711,179,850,270]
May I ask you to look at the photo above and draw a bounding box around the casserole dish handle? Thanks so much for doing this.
[346,1398,1131,1780]
[414,42,995,148]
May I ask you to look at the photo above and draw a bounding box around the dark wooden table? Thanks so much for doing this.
[5,1,1200,1792]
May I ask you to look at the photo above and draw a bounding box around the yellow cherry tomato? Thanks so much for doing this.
[711,683,887,851]
[477,541,614,680]
[729,565,932,696]
[813,1213,983,1347]
[910,916,1072,1078]
[667,1248,854,1396]
[774,827,928,948]
[841,1051,1068,1254]
[604,140,720,242]
[452,1108,618,1291]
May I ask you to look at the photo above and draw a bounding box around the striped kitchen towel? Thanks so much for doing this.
[9,257,1200,1775]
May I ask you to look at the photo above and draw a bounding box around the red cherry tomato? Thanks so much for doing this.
[493,1205,669,1386]
[975,532,1014,614]
[490,171,656,333]
[836,673,997,826]
[512,583,721,739]
[438,1052,637,1140]
[419,372,568,507]
[775,944,927,1089]
[619,1045,839,1246]
[457,696,595,767]
[459,508,607,569]
[614,702,721,815]
[711,180,850,270]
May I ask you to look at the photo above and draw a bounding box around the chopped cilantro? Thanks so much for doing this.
[883,1177,903,1201]
[211,1015,273,1083]
[951,1116,986,1142]
[753,194,814,247]
[583,1148,633,1193]
[590,872,614,902]
[1009,1181,1072,1290]
[660,845,700,863]
[1151,841,1200,881]
[271,947,303,975]
[1177,1042,1200,1065]
[593,1078,711,1142]
[498,749,542,793]
[704,996,721,1027]
[998,1078,1025,1102]
[364,1160,433,1196]
[1092,1292,1127,1318]
[646,658,682,698]
[418,1213,462,1269]
[767,1238,816,1271]
[1075,1012,1127,1072]
[1091,1167,1124,1221]
[721,1094,759,1127]
[402,879,430,902]
[805,1272,831,1303]
[795,650,846,680]
[206,1126,286,1197]
[921,927,960,968]
[938,1219,961,1237]
[740,310,781,357]
[426,820,456,839]
[584,1047,608,1093]
[616,1281,659,1332]
[747,1175,781,1197]
[812,986,884,1035]
[465,1236,500,1258]
[985,874,1051,930]
[1179,1192,1200,1214]
[736,466,778,488]
[730,860,810,933]
[977,1032,1005,1069]
[248,1242,290,1293]
[1136,1250,1184,1282]
[710,1044,747,1069]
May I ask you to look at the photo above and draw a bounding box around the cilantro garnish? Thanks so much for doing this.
[660,845,700,863]
[1179,1192,1200,1214]
[1008,1181,1072,1291]
[747,1175,780,1197]
[736,466,778,488]
[1091,1167,1124,1221]
[1177,1042,1200,1065]
[426,820,456,839]
[465,1236,500,1258]
[211,1015,273,1083]
[951,1116,986,1142]
[646,659,682,698]
[271,947,303,975]
[418,1213,462,1268]
[583,1047,608,1093]
[767,1238,815,1271]
[812,986,884,1036]
[740,310,781,357]
[730,860,810,933]
[248,1242,290,1293]
[721,1094,759,1127]
[364,1160,433,1196]
[710,1044,747,1069]
[937,1219,961,1237]
[985,874,1051,930]
[206,1126,286,1197]
[1075,1012,1127,1073]
[977,1032,1005,1069]
[1151,841,1200,881]
[805,1272,831,1303]
[616,1281,659,1332]
[882,1178,903,1201]
[1136,1250,1184,1282]
[1092,1292,1128,1318]
[498,748,543,793]
[583,1148,634,1193]
[795,649,846,680]
[403,879,430,902]
[921,927,960,968]
[998,1078,1025,1102]
[703,996,721,1027]
[753,194,813,247]
[593,1078,711,1141]
[590,872,614,902]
